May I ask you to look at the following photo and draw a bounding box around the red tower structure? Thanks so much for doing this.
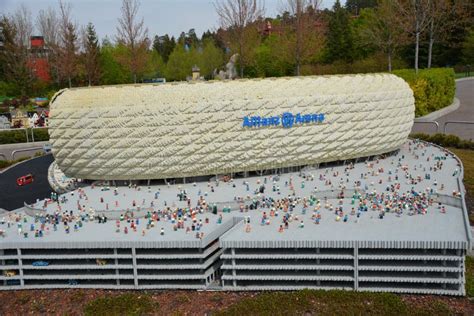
[28,36,50,82]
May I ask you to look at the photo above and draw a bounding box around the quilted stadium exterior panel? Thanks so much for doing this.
[49,74,415,180]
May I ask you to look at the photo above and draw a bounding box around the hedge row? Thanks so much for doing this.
[410,133,474,150]
[393,68,455,117]
[0,128,49,144]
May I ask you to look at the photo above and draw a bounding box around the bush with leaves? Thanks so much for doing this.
[393,68,455,117]
[0,128,49,145]
[410,133,474,149]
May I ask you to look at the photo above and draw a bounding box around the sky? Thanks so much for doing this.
[0,0,343,41]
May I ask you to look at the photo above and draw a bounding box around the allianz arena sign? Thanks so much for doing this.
[243,112,325,128]
[49,74,415,181]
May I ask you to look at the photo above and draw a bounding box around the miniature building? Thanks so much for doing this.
[49,74,415,181]
[192,65,201,81]
[28,36,50,82]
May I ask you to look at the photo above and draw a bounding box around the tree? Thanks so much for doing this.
[116,0,149,83]
[187,28,199,47]
[100,42,131,85]
[324,0,354,63]
[152,34,175,63]
[165,44,197,81]
[462,28,474,65]
[254,34,294,77]
[0,14,34,96]
[58,0,78,88]
[12,4,33,48]
[214,0,265,77]
[37,6,60,85]
[82,22,101,86]
[396,0,431,73]
[426,0,468,68]
[199,38,225,78]
[144,49,165,79]
[356,0,406,72]
[280,0,323,75]
[345,0,377,15]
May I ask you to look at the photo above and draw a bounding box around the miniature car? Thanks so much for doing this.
[32,261,49,267]
[6,279,21,286]
[43,143,52,154]
[96,259,107,266]
[68,279,78,285]
[3,270,16,277]
[16,174,34,186]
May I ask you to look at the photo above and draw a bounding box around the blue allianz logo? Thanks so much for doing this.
[243,112,325,128]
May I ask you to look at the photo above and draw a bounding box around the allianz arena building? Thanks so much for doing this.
[49,74,415,181]
[2,74,471,295]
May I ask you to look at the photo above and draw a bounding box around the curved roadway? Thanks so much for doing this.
[0,154,54,211]
[411,78,474,140]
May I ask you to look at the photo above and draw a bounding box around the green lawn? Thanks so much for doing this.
[216,290,454,316]
[466,256,474,297]
[82,290,458,316]
[84,293,158,316]
[449,148,474,224]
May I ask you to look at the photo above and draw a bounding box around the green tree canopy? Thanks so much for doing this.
[462,28,474,65]
[324,0,354,63]
[100,43,131,85]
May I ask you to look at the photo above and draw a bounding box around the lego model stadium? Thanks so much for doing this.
[0,74,471,295]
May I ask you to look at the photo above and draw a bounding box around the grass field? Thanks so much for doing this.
[450,148,474,224]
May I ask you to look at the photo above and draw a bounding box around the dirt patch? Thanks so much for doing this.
[0,290,472,315]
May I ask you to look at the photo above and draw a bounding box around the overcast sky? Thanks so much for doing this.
[0,0,343,40]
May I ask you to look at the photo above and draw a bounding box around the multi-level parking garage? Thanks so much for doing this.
[0,216,239,290]
[219,241,466,295]
[0,140,471,295]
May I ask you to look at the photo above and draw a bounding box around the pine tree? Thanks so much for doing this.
[152,34,175,63]
[82,23,101,86]
[345,0,377,15]
[0,15,34,96]
[324,0,354,63]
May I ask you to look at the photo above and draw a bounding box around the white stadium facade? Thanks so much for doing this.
[49,74,415,181]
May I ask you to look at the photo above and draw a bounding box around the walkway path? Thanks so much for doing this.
[411,78,474,140]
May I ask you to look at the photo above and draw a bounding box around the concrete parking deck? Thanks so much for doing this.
[0,140,470,294]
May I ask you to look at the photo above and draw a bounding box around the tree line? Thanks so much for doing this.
[0,0,472,99]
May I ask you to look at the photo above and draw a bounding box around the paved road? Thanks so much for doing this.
[0,154,54,211]
[411,78,474,140]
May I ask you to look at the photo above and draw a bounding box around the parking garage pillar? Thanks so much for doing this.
[354,244,359,291]
[132,247,138,288]
[17,248,24,287]
[114,248,120,286]
[231,248,237,288]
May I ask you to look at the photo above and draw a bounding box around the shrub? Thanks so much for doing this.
[0,160,10,169]
[0,156,36,170]
[83,293,158,316]
[0,128,49,145]
[410,133,474,150]
[393,68,455,117]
